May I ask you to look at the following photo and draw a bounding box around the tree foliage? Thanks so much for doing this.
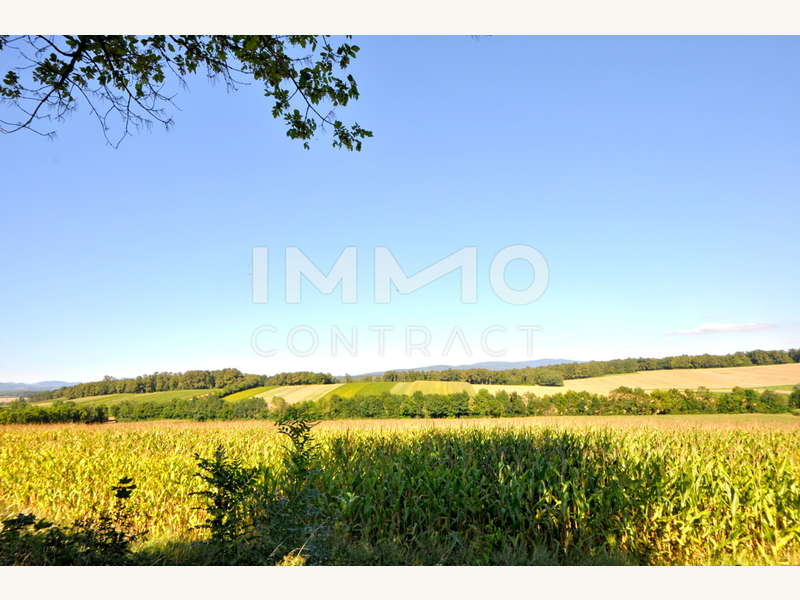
[0,400,107,424]
[0,35,371,149]
[30,368,334,401]
[380,349,799,385]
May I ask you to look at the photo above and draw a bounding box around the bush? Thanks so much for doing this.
[0,477,143,565]
[189,415,329,565]
[790,385,800,409]
[535,370,564,386]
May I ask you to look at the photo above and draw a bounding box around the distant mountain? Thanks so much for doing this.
[350,359,576,378]
[0,381,79,394]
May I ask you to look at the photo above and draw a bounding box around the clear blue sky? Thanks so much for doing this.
[1,36,798,382]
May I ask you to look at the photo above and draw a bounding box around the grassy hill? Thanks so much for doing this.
[261,363,800,404]
[390,381,474,396]
[321,382,396,399]
[34,389,218,407]
[221,386,276,402]
[253,384,346,405]
[22,364,800,410]
[478,362,800,396]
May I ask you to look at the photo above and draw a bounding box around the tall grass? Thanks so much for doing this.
[1,420,798,564]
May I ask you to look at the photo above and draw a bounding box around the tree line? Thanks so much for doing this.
[290,386,800,418]
[379,349,800,385]
[30,369,335,401]
[0,400,108,424]
[6,385,799,424]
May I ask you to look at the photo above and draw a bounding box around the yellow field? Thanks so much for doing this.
[313,413,800,432]
[3,412,797,434]
[2,415,800,565]
[480,363,800,396]
[254,383,345,404]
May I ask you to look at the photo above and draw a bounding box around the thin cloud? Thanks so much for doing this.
[670,322,776,336]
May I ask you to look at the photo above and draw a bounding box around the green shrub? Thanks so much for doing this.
[0,477,143,565]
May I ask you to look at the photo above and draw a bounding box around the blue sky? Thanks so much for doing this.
[1,36,798,381]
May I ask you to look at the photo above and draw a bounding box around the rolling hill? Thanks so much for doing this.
[351,358,576,377]
[288,363,799,404]
[15,361,800,410]
[477,363,800,396]
[219,363,800,406]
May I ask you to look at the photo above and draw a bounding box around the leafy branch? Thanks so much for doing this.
[0,35,372,149]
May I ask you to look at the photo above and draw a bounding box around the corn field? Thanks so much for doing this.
[1,418,799,565]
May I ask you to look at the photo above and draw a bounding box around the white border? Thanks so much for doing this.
[2,565,799,600]
[3,1,800,34]
[2,4,799,597]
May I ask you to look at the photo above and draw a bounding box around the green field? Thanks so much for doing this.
[320,382,372,398]
[30,381,476,410]
[390,380,475,396]
[38,389,216,408]
[258,380,473,403]
[755,384,797,392]
[322,381,397,399]
[358,381,399,395]
[221,386,276,402]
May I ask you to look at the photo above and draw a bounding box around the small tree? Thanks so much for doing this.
[790,385,800,409]
[535,370,564,386]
